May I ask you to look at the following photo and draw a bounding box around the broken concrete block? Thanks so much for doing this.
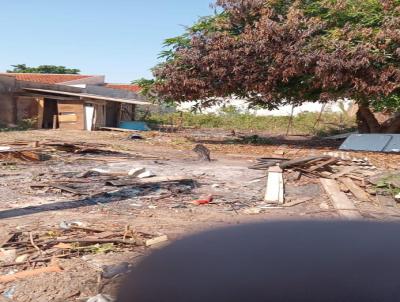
[264,166,284,204]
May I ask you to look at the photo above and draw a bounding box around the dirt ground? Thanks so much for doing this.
[0,129,399,301]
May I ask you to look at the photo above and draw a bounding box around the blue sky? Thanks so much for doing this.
[0,0,214,83]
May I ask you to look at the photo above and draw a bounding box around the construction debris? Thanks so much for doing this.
[0,148,47,162]
[86,294,115,302]
[320,178,363,219]
[145,235,169,247]
[283,197,313,207]
[249,150,395,216]
[340,178,370,202]
[0,224,167,277]
[192,195,214,206]
[264,166,284,204]
[1,130,399,301]
[0,264,63,283]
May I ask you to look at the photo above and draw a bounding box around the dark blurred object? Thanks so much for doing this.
[192,144,211,161]
[118,221,400,302]
[129,134,144,140]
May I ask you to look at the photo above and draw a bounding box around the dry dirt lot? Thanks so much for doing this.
[0,129,399,301]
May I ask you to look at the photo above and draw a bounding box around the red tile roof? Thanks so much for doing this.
[105,84,141,93]
[2,73,94,84]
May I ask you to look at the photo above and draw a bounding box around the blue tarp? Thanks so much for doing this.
[119,121,151,131]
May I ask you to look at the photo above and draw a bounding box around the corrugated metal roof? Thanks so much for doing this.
[23,88,151,106]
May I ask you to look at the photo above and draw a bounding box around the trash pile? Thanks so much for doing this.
[0,223,168,283]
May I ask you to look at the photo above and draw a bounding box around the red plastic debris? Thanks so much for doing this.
[192,195,214,205]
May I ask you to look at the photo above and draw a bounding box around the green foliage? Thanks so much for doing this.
[145,111,355,136]
[219,105,242,115]
[0,118,37,132]
[302,0,387,27]
[132,78,152,94]
[239,135,272,144]
[7,64,80,74]
[375,174,400,196]
[132,77,177,106]
[371,94,400,111]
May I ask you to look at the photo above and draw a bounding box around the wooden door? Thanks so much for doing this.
[57,100,84,130]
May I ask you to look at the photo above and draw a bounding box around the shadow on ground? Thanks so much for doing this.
[189,134,343,150]
[0,181,195,220]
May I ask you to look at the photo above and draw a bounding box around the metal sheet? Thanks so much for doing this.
[22,88,150,106]
[385,135,400,152]
[339,134,400,153]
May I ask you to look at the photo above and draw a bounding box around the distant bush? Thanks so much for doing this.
[0,119,37,132]
[145,111,356,136]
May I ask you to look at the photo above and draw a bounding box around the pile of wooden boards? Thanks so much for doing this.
[250,155,376,180]
[251,154,389,219]
[0,224,168,283]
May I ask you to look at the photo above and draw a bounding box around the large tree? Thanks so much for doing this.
[7,64,80,74]
[150,0,400,133]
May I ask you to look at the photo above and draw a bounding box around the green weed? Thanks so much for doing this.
[146,111,356,136]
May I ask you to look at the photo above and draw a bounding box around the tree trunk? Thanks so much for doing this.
[383,113,400,133]
[356,105,400,133]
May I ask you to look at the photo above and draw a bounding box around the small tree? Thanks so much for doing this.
[7,64,80,74]
[149,0,400,133]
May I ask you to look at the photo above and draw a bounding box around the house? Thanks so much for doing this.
[0,73,149,130]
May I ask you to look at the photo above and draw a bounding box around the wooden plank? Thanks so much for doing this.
[31,183,87,195]
[58,114,77,122]
[145,235,168,247]
[0,233,15,248]
[0,265,62,283]
[320,178,362,219]
[57,100,85,130]
[340,177,370,202]
[51,184,86,195]
[330,166,358,179]
[53,115,58,130]
[37,98,44,129]
[280,156,330,169]
[307,157,338,172]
